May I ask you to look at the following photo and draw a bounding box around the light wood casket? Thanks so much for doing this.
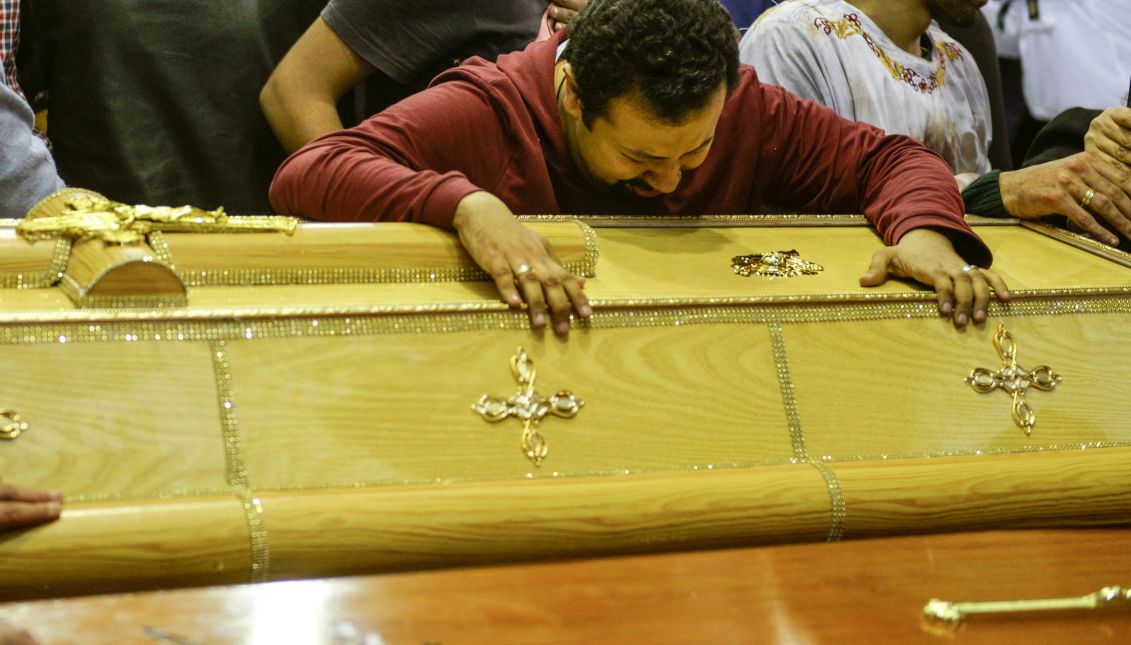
[1,199,1129,599]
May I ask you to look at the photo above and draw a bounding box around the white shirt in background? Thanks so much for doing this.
[983,0,1131,119]
[739,0,992,175]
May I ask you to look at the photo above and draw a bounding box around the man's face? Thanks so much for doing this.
[926,0,988,27]
[571,84,727,199]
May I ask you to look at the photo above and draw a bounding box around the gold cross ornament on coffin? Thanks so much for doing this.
[472,348,583,466]
[966,323,1061,434]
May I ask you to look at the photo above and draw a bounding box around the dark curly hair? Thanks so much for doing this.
[562,0,739,128]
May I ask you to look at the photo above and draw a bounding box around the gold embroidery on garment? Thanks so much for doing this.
[812,13,963,94]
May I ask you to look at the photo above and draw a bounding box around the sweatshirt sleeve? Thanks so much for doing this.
[750,81,992,266]
[269,76,513,228]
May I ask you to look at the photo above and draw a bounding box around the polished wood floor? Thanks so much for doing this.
[1,528,1128,644]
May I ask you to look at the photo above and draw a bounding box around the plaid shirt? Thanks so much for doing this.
[1,0,22,96]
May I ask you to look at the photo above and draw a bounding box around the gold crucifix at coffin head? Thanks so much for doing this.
[472,347,584,466]
[17,189,298,244]
[15,188,299,308]
[966,323,1062,434]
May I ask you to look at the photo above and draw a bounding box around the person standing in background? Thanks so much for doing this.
[981,0,1131,162]
[261,1,590,154]
[16,0,326,213]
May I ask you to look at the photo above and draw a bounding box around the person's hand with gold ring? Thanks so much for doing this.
[999,152,1131,245]
[453,191,591,335]
[1080,187,1096,208]
[859,229,1010,329]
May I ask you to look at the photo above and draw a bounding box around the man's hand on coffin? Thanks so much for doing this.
[1084,106,1131,173]
[549,0,588,32]
[1000,152,1131,246]
[859,228,1011,328]
[0,483,62,529]
[454,192,591,335]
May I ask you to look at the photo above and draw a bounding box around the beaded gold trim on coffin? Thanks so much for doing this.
[0,238,71,289]
[148,220,601,287]
[769,322,846,541]
[555,213,1015,228]
[1021,221,1131,269]
[211,341,271,582]
[5,289,1131,327]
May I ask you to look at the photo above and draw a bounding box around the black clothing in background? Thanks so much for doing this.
[18,0,325,213]
[1022,107,1101,168]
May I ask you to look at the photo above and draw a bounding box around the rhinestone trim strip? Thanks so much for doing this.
[211,341,270,582]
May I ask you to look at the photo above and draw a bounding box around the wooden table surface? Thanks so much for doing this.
[2,528,1128,644]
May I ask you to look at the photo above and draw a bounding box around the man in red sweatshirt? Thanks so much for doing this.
[270,0,1009,335]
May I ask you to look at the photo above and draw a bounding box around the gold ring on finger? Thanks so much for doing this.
[514,263,535,279]
[1080,187,1096,208]
[961,264,978,274]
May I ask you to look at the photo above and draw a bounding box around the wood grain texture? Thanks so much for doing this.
[0,222,1129,604]
[590,225,1131,301]
[0,228,58,276]
[831,447,1131,537]
[227,326,791,487]
[0,342,228,499]
[2,528,1128,644]
[160,221,591,274]
[0,497,251,600]
[259,465,833,579]
[787,315,1131,453]
[64,239,184,298]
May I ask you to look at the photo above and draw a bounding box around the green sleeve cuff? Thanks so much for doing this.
[961,170,1008,217]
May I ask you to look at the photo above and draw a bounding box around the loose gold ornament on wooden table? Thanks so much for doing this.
[731,250,824,278]
[966,323,1062,434]
[472,347,584,466]
[923,585,1130,625]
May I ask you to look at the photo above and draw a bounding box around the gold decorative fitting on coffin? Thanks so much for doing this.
[0,409,27,440]
[472,347,583,466]
[966,323,1061,435]
[731,250,824,278]
[923,585,1131,625]
[17,188,298,245]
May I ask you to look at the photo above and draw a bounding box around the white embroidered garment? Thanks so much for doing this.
[739,0,992,175]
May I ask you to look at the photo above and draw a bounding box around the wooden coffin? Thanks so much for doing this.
[1,198,1130,600]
